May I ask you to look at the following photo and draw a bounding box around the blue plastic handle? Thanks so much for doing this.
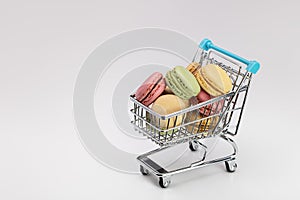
[199,39,260,74]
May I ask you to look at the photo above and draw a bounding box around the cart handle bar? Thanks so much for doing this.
[199,39,260,74]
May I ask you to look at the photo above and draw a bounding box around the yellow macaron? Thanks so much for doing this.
[194,64,233,96]
[151,94,190,129]
[186,62,200,74]
[185,112,218,134]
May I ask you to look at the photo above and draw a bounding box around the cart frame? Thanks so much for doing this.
[129,39,260,188]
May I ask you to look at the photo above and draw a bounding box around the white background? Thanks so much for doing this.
[1,0,299,199]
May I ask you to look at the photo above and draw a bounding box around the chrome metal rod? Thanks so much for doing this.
[137,146,170,160]
[137,134,238,177]
[212,73,249,133]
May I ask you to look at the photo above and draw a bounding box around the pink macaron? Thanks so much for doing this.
[135,72,166,106]
[197,90,224,116]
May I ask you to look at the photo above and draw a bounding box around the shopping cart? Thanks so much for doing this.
[129,39,260,188]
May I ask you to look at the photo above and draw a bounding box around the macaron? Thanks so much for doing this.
[135,72,166,106]
[197,90,224,116]
[165,66,200,99]
[151,94,190,129]
[194,64,232,96]
[186,62,200,74]
[197,89,211,102]
[146,112,178,135]
[185,111,218,134]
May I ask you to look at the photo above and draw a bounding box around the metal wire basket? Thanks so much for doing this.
[129,38,260,188]
[130,50,251,147]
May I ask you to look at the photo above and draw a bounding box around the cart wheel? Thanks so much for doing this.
[225,160,237,172]
[140,165,149,175]
[159,177,171,188]
[189,141,199,151]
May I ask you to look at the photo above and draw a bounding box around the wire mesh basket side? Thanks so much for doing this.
[130,49,253,146]
[130,95,229,146]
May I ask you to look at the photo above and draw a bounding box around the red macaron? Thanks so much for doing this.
[135,72,166,106]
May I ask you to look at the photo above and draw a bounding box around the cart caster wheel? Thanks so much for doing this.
[189,141,199,151]
[159,177,171,188]
[140,165,149,175]
[225,160,237,172]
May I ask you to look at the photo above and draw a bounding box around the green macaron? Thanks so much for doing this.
[165,66,200,99]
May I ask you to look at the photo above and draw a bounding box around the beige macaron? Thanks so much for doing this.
[151,94,190,129]
[195,64,233,96]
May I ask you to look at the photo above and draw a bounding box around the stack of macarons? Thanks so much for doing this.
[134,67,197,131]
[134,62,232,133]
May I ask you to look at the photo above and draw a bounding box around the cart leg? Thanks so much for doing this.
[189,140,208,152]
[189,140,199,151]
[158,176,171,188]
[140,165,149,175]
[225,159,237,172]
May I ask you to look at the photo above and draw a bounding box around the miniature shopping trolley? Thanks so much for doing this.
[129,39,260,188]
